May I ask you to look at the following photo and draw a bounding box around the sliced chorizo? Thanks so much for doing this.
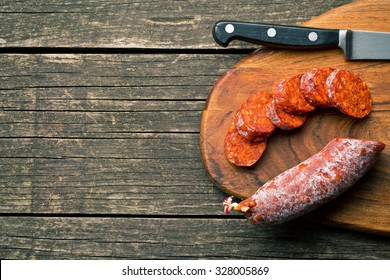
[235,91,276,142]
[273,73,315,114]
[266,100,307,130]
[326,69,372,118]
[224,123,267,166]
[224,138,385,225]
[300,67,335,108]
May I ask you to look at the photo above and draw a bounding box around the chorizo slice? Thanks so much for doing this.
[235,91,275,142]
[273,73,315,114]
[266,100,307,130]
[224,138,385,225]
[326,69,372,118]
[224,123,267,166]
[300,67,335,108]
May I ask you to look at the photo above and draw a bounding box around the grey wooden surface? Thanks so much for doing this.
[1,0,389,259]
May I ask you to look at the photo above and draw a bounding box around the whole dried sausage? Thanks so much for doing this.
[224,138,385,225]
[326,69,372,118]
[273,73,315,114]
[224,123,267,166]
[225,138,385,223]
[235,91,275,142]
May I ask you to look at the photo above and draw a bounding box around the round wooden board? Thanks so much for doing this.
[200,0,390,235]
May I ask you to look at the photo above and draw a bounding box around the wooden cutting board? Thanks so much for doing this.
[200,0,390,235]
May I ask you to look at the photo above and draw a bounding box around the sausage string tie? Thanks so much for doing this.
[223,196,250,214]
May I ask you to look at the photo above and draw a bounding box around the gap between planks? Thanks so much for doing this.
[0,47,256,55]
[0,213,243,220]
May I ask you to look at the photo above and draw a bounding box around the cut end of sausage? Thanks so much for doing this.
[235,91,276,141]
[266,100,307,130]
[300,67,335,108]
[224,123,267,166]
[326,70,372,118]
[273,73,315,114]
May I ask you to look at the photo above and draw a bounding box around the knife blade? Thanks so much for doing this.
[212,20,390,60]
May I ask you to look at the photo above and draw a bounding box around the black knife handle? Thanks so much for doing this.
[213,20,340,48]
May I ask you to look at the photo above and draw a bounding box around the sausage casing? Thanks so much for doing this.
[230,138,385,225]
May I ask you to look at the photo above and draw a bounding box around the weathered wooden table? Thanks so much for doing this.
[1,0,389,259]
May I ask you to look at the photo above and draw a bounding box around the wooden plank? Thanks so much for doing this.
[0,111,203,137]
[0,53,235,90]
[0,53,236,214]
[0,0,353,49]
[0,53,239,138]
[0,136,231,214]
[1,217,389,259]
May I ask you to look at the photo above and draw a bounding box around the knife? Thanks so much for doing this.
[212,20,390,60]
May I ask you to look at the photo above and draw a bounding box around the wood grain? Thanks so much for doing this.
[1,217,389,259]
[0,0,352,49]
[200,0,390,235]
[0,53,241,215]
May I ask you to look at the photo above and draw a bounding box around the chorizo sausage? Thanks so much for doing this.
[224,138,385,225]
[273,73,315,114]
[224,122,267,166]
[326,69,372,118]
[300,67,335,108]
[266,100,307,130]
[235,91,275,142]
